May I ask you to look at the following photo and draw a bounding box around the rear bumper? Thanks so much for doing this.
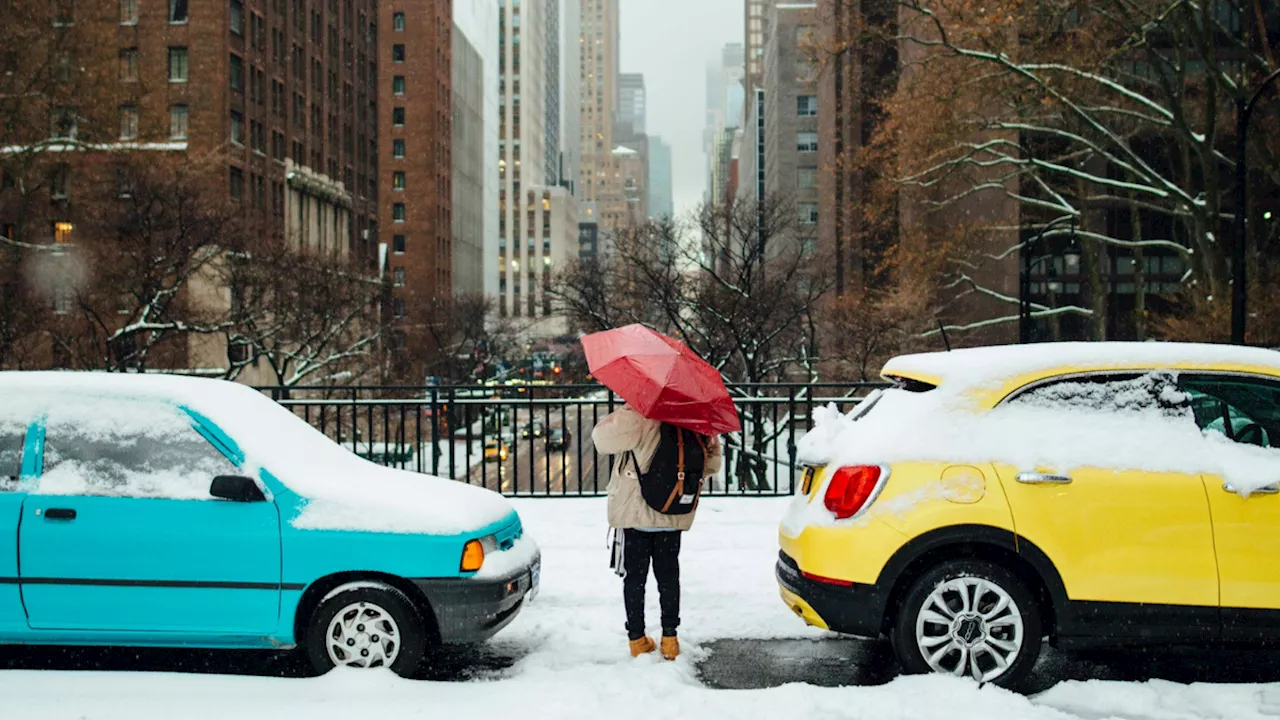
[776,551,886,639]
[412,552,540,644]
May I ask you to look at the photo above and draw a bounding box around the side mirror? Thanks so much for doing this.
[210,475,267,503]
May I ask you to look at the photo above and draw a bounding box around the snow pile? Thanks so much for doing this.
[796,374,1280,504]
[0,373,515,535]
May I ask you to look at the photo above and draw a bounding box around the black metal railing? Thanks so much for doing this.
[256,383,886,497]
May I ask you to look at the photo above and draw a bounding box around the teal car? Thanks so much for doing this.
[0,373,540,676]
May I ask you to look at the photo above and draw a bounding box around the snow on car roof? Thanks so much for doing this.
[882,341,1280,390]
[0,372,515,535]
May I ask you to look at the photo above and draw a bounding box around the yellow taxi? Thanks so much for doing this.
[778,342,1280,688]
[484,439,509,463]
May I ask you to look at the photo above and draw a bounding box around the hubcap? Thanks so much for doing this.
[915,576,1024,682]
[326,602,401,669]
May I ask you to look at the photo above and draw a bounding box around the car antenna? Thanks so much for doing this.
[936,319,952,351]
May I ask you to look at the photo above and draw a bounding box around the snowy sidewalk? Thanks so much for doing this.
[3,497,1280,719]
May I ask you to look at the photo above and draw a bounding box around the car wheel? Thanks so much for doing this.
[890,559,1042,689]
[304,583,428,677]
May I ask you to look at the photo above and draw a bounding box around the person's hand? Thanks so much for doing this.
[707,435,721,454]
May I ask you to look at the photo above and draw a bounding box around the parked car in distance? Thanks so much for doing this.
[546,427,570,450]
[484,439,510,462]
[520,421,546,439]
[0,373,540,678]
[778,342,1280,689]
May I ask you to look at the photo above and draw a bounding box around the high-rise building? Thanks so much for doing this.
[452,22,485,297]
[765,2,818,255]
[745,0,772,99]
[579,0,623,227]
[454,0,500,298]
[618,73,646,137]
[381,0,454,339]
[559,0,583,194]
[704,43,744,203]
[647,136,673,220]
[545,0,562,187]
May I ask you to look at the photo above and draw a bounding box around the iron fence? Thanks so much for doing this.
[256,383,887,497]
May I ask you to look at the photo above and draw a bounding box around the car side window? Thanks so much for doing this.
[39,399,239,500]
[1007,371,1190,418]
[0,421,24,492]
[1179,375,1280,449]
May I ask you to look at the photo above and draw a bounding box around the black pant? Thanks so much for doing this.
[620,529,682,641]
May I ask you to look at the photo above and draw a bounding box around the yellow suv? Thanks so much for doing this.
[777,342,1280,688]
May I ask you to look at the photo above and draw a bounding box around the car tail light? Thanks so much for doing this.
[460,539,485,572]
[823,465,883,519]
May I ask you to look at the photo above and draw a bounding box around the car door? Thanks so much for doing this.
[19,397,282,635]
[0,415,31,633]
[992,372,1220,642]
[1179,373,1280,641]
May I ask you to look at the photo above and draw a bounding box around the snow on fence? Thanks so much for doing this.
[255,383,885,498]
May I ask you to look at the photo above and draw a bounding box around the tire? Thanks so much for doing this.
[890,559,1042,689]
[304,583,428,678]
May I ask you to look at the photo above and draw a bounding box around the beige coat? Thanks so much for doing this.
[592,405,723,530]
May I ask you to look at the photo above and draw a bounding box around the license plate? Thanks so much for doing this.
[528,562,540,602]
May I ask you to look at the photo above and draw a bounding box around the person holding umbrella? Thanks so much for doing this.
[583,325,741,661]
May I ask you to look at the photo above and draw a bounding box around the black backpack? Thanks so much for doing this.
[625,423,709,515]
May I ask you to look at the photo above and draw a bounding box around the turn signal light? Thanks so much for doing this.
[460,539,485,572]
[823,465,883,519]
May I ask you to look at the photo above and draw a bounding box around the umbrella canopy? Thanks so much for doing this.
[581,324,741,435]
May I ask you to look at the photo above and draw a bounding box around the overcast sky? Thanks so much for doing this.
[620,0,743,218]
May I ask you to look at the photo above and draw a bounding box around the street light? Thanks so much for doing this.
[1232,67,1280,346]
[1020,216,1078,344]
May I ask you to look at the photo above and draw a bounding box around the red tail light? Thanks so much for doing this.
[823,465,884,519]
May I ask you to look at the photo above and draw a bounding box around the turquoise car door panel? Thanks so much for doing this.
[0,421,30,632]
[19,399,284,634]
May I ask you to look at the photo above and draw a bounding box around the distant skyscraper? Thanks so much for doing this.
[454,0,500,297]
[560,0,583,194]
[705,43,745,203]
[745,0,773,99]
[580,0,623,229]
[618,73,646,137]
[648,136,673,220]
[545,0,562,187]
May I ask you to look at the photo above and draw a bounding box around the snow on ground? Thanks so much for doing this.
[3,498,1279,719]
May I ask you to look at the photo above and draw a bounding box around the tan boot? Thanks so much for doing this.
[660,635,680,661]
[629,636,656,657]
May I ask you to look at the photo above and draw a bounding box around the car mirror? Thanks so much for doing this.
[210,475,267,503]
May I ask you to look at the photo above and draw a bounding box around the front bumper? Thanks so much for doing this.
[776,551,887,639]
[413,552,541,644]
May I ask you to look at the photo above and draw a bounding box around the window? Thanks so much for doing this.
[798,95,818,117]
[50,164,69,200]
[798,167,817,189]
[40,401,239,499]
[0,419,22,489]
[229,166,244,200]
[52,0,74,25]
[1181,375,1280,449]
[799,237,817,257]
[392,139,405,158]
[53,284,73,315]
[230,53,244,91]
[392,299,405,318]
[393,267,405,286]
[50,107,76,139]
[798,202,818,224]
[393,234,405,253]
[119,0,138,24]
[230,0,244,35]
[393,203,405,222]
[119,104,138,140]
[392,107,405,126]
[392,75,405,95]
[392,44,405,63]
[797,132,818,153]
[169,104,189,138]
[118,48,139,81]
[392,171,405,190]
[393,12,404,30]
[169,47,189,82]
[230,110,244,145]
[169,0,187,23]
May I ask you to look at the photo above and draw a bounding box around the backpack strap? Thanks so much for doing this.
[660,430,686,513]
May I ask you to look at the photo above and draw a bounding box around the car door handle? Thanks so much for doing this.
[43,508,77,520]
[1016,472,1072,485]
[1223,481,1280,495]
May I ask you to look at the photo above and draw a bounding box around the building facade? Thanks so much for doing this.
[559,0,582,194]
[764,2,817,254]
[380,0,453,340]
[647,135,673,220]
[454,0,500,298]
[451,22,485,297]
[579,0,621,222]
[704,43,744,204]
[618,73,646,137]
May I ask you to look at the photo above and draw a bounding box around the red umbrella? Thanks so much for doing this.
[581,324,741,435]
